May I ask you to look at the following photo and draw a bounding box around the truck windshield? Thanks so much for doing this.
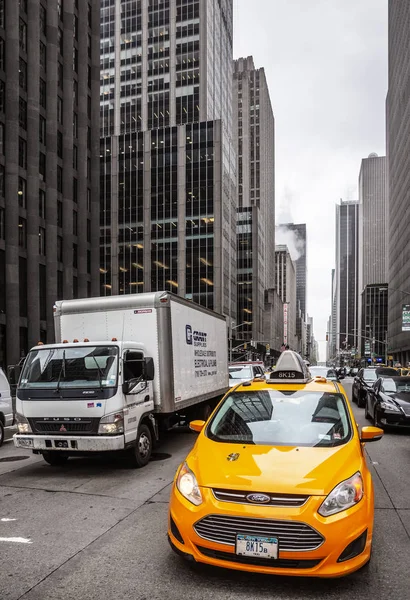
[19,346,118,390]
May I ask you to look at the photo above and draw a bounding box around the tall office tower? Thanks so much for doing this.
[100,0,237,320]
[275,245,297,350]
[330,268,337,360]
[233,56,275,345]
[0,1,100,368]
[358,154,389,360]
[387,1,410,365]
[276,223,307,318]
[335,201,359,358]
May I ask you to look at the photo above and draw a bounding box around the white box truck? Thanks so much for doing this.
[13,292,229,467]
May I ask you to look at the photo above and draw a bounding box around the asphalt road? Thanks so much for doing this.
[1,380,409,600]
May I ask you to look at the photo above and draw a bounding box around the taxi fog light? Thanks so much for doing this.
[380,401,401,412]
[176,462,203,506]
[318,472,363,517]
[98,412,124,435]
[16,414,32,434]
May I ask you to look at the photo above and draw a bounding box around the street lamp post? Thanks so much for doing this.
[229,322,253,362]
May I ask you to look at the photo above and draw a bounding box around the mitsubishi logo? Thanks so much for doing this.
[59,425,67,432]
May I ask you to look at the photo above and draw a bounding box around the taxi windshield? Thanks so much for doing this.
[207,390,352,447]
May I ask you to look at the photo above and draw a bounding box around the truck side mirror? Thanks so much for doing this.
[7,365,16,386]
[144,357,155,381]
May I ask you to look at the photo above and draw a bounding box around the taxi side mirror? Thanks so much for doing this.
[189,420,205,433]
[360,426,383,443]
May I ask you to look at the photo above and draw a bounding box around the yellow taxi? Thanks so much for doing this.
[168,351,384,578]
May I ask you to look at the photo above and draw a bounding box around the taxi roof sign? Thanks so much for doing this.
[268,350,311,384]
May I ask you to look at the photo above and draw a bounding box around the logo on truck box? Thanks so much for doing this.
[186,325,193,345]
[186,325,208,347]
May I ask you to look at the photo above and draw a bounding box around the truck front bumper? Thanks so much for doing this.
[13,434,125,452]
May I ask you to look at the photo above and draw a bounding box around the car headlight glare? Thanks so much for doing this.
[16,413,32,434]
[318,472,364,517]
[176,462,203,506]
[380,401,401,412]
[98,412,124,435]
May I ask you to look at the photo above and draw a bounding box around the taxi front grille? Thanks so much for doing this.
[196,546,322,569]
[212,489,308,507]
[194,515,324,552]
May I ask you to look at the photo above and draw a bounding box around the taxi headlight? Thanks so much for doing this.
[318,472,364,517]
[176,462,203,506]
[98,412,124,435]
[16,413,32,434]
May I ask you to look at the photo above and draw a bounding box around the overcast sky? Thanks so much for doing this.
[233,0,388,360]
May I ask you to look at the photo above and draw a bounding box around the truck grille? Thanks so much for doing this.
[212,489,308,507]
[194,515,324,552]
[28,418,100,435]
[196,546,322,569]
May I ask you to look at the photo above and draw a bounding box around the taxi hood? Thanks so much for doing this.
[189,435,363,497]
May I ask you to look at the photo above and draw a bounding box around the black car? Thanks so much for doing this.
[352,367,398,407]
[365,377,410,429]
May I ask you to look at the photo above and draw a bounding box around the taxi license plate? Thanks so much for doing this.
[236,534,278,559]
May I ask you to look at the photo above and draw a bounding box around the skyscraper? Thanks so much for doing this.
[277,223,307,319]
[233,56,275,344]
[387,1,410,365]
[275,245,297,350]
[100,0,236,319]
[335,201,359,358]
[0,0,101,368]
[358,154,389,360]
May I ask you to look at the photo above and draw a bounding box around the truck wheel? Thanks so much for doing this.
[0,422,4,447]
[127,424,152,468]
[42,452,69,466]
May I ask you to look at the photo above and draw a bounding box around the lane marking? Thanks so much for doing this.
[0,537,32,544]
[1,518,17,522]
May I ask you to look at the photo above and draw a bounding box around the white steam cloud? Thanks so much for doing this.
[276,225,305,262]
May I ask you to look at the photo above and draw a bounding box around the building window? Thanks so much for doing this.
[58,28,63,56]
[39,227,46,255]
[39,264,47,320]
[73,79,78,106]
[73,210,77,235]
[19,0,27,13]
[74,14,78,40]
[0,79,4,112]
[88,34,91,59]
[39,189,46,219]
[39,42,47,71]
[18,137,27,169]
[19,257,27,318]
[88,4,92,28]
[57,0,63,22]
[73,112,77,138]
[18,217,27,248]
[87,188,91,212]
[0,38,5,71]
[19,18,27,52]
[87,95,91,119]
[57,130,63,158]
[0,164,4,197]
[73,47,78,73]
[57,97,63,123]
[57,201,63,227]
[39,152,46,181]
[0,122,3,154]
[57,236,63,262]
[87,250,91,274]
[0,206,4,238]
[19,97,27,130]
[57,165,63,193]
[73,244,78,269]
[87,219,91,242]
[39,79,46,109]
[73,145,78,170]
[18,177,26,208]
[58,62,63,89]
[40,5,47,37]
[73,177,77,203]
[57,269,63,299]
[19,58,27,90]
[0,1,4,29]
[39,115,46,144]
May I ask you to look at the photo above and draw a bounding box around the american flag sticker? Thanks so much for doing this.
[87,402,95,408]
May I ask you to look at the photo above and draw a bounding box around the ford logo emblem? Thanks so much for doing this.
[246,493,271,504]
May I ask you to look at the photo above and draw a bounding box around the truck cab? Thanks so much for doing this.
[14,340,155,467]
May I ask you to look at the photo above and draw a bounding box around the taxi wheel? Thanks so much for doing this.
[0,422,4,447]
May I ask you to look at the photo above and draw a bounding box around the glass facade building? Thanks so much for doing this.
[0,0,100,368]
[100,0,236,319]
[335,201,359,355]
[233,57,275,345]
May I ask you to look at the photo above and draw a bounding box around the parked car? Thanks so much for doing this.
[309,366,340,382]
[365,377,410,429]
[0,367,13,446]
[353,367,398,408]
[349,368,359,377]
[228,362,265,387]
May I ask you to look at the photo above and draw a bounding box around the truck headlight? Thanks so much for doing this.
[16,414,32,434]
[98,412,124,435]
[318,472,364,517]
[176,462,203,506]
